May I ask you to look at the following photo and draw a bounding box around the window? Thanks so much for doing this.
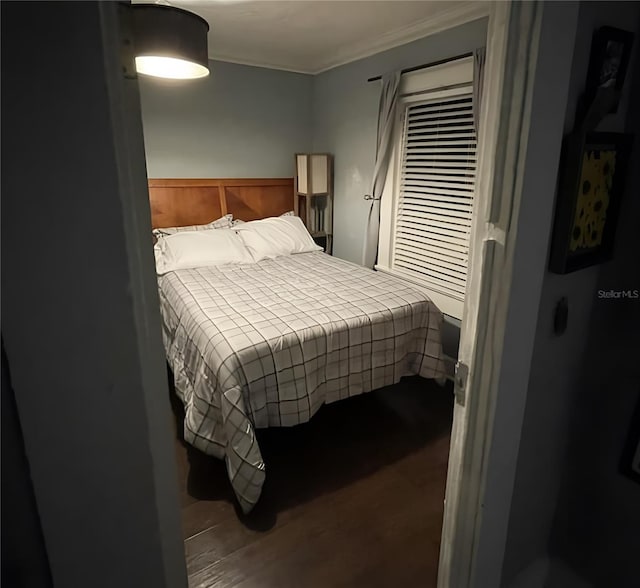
[377,57,476,320]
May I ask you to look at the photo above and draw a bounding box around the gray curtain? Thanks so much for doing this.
[473,47,486,136]
[362,71,401,268]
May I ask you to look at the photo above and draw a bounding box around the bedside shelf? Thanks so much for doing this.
[294,153,333,255]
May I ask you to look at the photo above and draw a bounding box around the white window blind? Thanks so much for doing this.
[376,57,476,320]
[394,94,476,301]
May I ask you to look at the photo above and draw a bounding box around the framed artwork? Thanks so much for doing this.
[549,132,633,274]
[583,26,634,115]
[620,392,640,485]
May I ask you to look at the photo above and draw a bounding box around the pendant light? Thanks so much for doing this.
[131,4,210,80]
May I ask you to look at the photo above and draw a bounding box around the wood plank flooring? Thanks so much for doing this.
[170,376,453,588]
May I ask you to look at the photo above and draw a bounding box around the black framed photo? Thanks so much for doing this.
[549,132,634,274]
[620,393,640,484]
[583,26,634,115]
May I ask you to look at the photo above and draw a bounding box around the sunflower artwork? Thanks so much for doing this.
[569,149,616,253]
[549,132,633,274]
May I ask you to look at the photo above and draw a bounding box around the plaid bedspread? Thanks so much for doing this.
[158,251,446,512]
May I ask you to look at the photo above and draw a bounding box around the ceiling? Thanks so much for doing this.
[135,1,487,74]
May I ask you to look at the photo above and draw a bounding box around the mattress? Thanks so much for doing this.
[158,251,446,512]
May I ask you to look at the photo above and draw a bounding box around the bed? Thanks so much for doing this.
[150,178,447,513]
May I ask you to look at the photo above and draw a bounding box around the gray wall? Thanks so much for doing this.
[1,3,187,587]
[547,6,640,585]
[139,60,313,178]
[311,18,488,266]
[502,2,640,586]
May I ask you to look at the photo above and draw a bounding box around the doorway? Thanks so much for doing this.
[1,1,566,587]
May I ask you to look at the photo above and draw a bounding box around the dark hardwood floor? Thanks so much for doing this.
[170,376,454,588]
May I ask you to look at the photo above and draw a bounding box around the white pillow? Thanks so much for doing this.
[234,215,322,261]
[153,213,233,236]
[231,211,294,227]
[154,228,253,275]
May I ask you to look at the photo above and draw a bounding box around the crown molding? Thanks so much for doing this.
[207,53,313,75]
[207,1,489,77]
[312,1,490,74]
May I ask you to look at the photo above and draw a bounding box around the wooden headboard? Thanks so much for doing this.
[148,178,295,229]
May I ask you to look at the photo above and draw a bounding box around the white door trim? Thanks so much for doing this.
[438,1,581,586]
[102,4,189,586]
[438,1,542,588]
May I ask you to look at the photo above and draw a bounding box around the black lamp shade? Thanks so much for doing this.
[132,5,210,79]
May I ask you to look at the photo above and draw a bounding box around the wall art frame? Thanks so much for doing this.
[549,131,633,274]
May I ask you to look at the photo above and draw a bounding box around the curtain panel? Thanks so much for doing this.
[361,71,401,268]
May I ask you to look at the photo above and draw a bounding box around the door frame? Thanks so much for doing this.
[437,1,581,586]
[438,3,541,586]
[369,2,547,581]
